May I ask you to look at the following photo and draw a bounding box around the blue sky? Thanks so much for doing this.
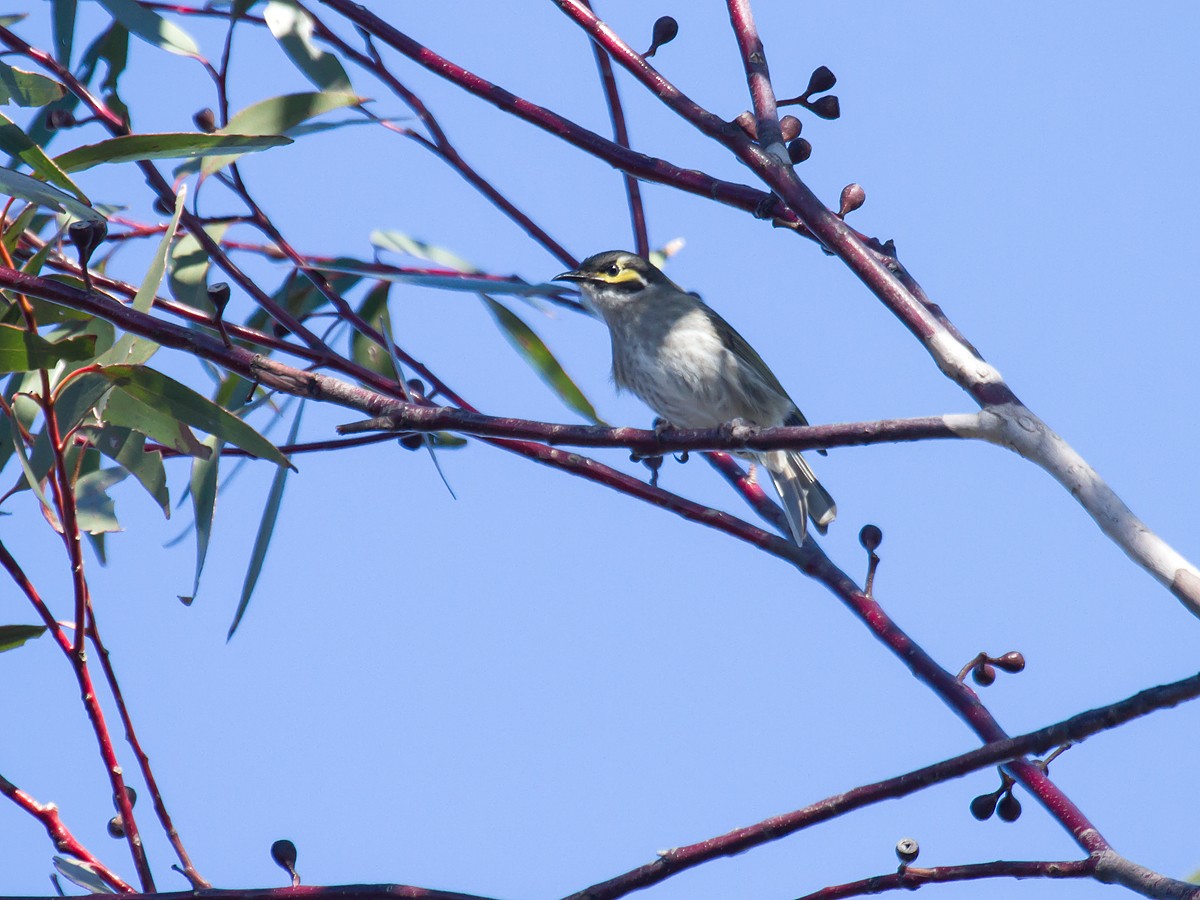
[2,3,1199,899]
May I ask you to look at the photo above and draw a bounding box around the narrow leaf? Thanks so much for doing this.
[95,0,200,57]
[0,61,67,108]
[0,325,96,372]
[73,466,126,534]
[202,91,360,175]
[0,113,84,197]
[0,624,47,652]
[350,280,391,376]
[480,295,600,423]
[370,230,476,272]
[88,424,169,516]
[96,185,186,366]
[54,132,291,173]
[265,1,352,92]
[168,222,228,311]
[51,0,77,66]
[308,260,564,296]
[52,856,115,894]
[227,402,303,639]
[95,365,293,468]
[0,165,104,224]
[5,409,57,525]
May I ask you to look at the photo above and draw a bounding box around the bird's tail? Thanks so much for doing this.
[765,450,837,545]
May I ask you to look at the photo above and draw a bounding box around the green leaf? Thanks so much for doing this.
[0,325,96,372]
[308,259,564,296]
[55,132,292,173]
[95,0,200,57]
[52,0,77,66]
[0,114,84,198]
[96,365,293,469]
[168,222,228,311]
[0,61,67,108]
[102,385,209,458]
[227,401,303,639]
[73,465,126,534]
[5,407,57,524]
[185,373,252,600]
[96,185,186,366]
[370,230,476,272]
[0,624,47,653]
[350,280,391,376]
[265,1,352,92]
[0,165,104,224]
[88,424,169,516]
[480,296,600,423]
[202,91,360,175]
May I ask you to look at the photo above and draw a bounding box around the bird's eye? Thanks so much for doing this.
[606,263,621,276]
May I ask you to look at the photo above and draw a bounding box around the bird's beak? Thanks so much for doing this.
[552,269,586,283]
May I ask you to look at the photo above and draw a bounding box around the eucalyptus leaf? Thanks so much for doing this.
[0,325,96,372]
[0,61,67,108]
[73,466,126,534]
[95,0,200,57]
[0,165,104,224]
[370,230,476,272]
[0,113,84,197]
[265,1,352,92]
[227,401,303,639]
[480,295,600,423]
[55,132,291,173]
[0,624,47,653]
[202,91,360,175]
[309,261,564,296]
[88,424,169,516]
[95,365,293,469]
[96,185,186,366]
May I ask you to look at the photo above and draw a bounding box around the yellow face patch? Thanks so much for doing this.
[595,266,644,286]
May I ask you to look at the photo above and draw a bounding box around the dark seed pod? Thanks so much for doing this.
[399,434,424,451]
[810,95,841,120]
[806,65,837,96]
[969,792,998,820]
[107,816,125,839]
[858,524,883,552]
[997,792,1022,822]
[786,138,811,164]
[122,786,137,807]
[46,108,77,131]
[894,837,919,864]
[779,115,802,142]
[193,108,217,133]
[270,839,298,870]
[208,282,232,315]
[972,663,996,687]
[644,16,679,57]
[995,651,1026,673]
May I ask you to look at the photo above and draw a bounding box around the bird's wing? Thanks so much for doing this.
[701,304,802,417]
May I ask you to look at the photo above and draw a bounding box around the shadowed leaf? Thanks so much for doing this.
[0,325,96,372]
[95,365,293,469]
[0,61,66,107]
[0,624,47,652]
[0,165,104,224]
[265,1,353,92]
[481,295,600,423]
[227,402,304,639]
[95,0,199,57]
[54,133,291,173]
[202,91,360,175]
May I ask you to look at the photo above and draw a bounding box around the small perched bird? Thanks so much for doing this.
[554,250,835,543]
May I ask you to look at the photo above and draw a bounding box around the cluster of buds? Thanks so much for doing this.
[958,650,1026,687]
[779,65,840,120]
[970,771,1021,822]
[105,786,137,839]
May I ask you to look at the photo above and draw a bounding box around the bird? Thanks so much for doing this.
[553,250,835,544]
